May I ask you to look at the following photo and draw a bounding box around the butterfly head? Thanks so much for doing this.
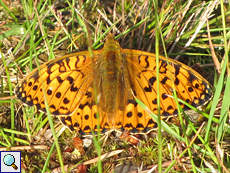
[104,34,120,48]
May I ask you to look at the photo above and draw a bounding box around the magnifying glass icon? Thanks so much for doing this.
[3,154,18,170]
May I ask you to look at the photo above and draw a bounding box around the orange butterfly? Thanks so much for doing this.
[15,34,212,134]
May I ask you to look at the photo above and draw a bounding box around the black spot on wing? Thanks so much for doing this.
[57,76,64,84]
[127,112,132,118]
[127,99,138,106]
[47,89,52,95]
[188,87,194,92]
[67,76,74,84]
[137,112,143,118]
[144,77,156,92]
[32,85,38,91]
[46,76,51,85]
[161,76,169,84]
[174,77,179,85]
[162,93,168,100]
[56,92,61,98]
[65,57,71,69]
[84,114,89,120]
[63,97,70,104]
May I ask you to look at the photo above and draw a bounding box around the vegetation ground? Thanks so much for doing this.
[0,0,229,172]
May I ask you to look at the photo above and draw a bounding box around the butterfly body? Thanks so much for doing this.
[15,35,212,134]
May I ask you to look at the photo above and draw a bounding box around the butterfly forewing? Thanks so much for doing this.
[125,49,212,116]
[15,51,98,115]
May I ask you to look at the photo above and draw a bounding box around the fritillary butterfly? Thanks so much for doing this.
[15,34,213,134]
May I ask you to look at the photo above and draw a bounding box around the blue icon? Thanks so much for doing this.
[0,151,21,173]
[3,154,18,170]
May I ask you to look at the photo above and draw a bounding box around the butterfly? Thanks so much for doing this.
[15,34,212,135]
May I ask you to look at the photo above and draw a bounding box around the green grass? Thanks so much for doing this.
[0,0,229,172]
